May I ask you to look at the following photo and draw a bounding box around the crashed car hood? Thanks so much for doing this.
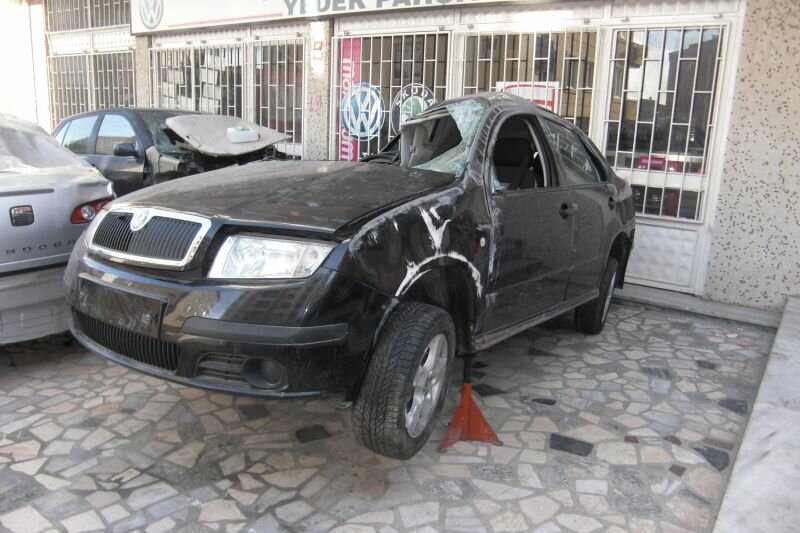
[117,160,459,234]
[165,114,289,157]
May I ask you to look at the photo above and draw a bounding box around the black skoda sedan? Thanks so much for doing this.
[65,93,635,459]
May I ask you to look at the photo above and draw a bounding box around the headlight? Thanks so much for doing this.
[208,235,335,279]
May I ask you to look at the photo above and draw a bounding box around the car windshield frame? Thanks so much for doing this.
[137,110,194,154]
[0,123,89,172]
[395,99,488,176]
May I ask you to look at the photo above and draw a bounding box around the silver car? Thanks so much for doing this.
[1,114,113,345]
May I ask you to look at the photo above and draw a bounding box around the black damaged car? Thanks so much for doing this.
[65,93,635,459]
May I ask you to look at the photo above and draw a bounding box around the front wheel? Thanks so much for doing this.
[353,302,455,459]
[575,257,619,335]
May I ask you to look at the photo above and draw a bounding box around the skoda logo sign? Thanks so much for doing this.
[391,83,437,135]
[139,0,163,30]
[340,83,385,141]
[129,209,151,232]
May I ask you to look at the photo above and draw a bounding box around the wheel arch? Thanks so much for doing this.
[397,263,481,355]
[606,230,634,288]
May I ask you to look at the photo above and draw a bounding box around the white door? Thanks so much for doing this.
[597,25,730,293]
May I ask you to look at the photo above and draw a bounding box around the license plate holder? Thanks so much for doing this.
[76,276,165,337]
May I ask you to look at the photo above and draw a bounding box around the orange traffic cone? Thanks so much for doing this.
[438,354,502,452]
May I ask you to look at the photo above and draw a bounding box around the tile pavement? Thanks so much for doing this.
[0,302,773,532]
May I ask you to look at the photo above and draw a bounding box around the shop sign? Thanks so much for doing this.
[131,0,540,34]
[338,38,361,161]
[340,82,385,141]
[495,81,560,113]
[390,83,436,135]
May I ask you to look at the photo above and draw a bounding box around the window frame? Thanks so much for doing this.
[94,112,139,157]
[59,113,100,156]
[485,112,553,196]
[538,116,605,187]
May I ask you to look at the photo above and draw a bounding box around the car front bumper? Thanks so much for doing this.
[65,241,392,398]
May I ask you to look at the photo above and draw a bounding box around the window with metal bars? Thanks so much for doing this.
[45,0,130,32]
[461,30,596,133]
[603,27,724,220]
[254,40,304,158]
[150,40,304,158]
[333,33,449,161]
[48,52,135,127]
[150,46,244,117]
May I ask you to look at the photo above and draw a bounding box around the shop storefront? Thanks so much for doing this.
[120,0,747,295]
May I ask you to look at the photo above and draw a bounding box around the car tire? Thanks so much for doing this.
[353,302,455,459]
[575,257,619,335]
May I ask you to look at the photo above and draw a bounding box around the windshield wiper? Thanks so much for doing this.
[361,152,399,164]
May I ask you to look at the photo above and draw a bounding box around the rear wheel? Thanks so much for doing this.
[353,302,455,459]
[575,257,619,335]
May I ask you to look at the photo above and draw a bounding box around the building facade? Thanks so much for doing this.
[28,0,800,312]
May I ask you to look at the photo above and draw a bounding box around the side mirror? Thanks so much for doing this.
[113,142,138,158]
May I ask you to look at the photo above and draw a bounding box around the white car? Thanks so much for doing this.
[1,114,113,344]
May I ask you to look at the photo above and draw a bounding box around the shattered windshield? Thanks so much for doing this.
[397,100,487,175]
[0,124,88,172]
[138,110,191,154]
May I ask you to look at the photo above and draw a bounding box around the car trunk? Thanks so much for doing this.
[0,167,112,274]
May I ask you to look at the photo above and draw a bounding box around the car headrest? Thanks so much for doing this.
[494,137,530,167]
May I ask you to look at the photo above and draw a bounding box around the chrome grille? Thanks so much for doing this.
[92,211,203,263]
[73,309,179,372]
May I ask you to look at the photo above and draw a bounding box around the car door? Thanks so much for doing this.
[538,118,611,301]
[483,114,574,333]
[86,113,145,196]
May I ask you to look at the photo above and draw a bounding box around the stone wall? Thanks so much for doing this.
[705,0,800,311]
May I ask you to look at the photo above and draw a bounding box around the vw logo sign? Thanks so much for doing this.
[139,0,163,30]
[391,83,437,135]
[129,209,151,232]
[340,83,385,141]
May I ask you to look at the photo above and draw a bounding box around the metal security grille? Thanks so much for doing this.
[603,26,725,220]
[332,33,449,161]
[254,40,304,158]
[48,51,136,126]
[460,30,597,133]
[150,40,305,157]
[150,46,244,117]
[46,0,130,32]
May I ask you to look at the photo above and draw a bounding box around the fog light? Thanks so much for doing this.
[243,358,288,390]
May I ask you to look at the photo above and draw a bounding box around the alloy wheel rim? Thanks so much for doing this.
[405,333,448,438]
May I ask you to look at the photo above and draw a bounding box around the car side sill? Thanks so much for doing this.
[181,316,348,347]
[474,290,599,351]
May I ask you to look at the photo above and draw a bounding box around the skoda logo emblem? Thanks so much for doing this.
[340,83,385,141]
[391,83,437,135]
[139,0,163,30]
[129,209,151,232]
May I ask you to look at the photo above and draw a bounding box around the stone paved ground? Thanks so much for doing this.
[0,302,773,533]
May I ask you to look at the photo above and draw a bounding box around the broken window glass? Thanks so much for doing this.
[398,100,487,175]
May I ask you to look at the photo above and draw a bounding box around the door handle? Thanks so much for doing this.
[559,203,577,218]
[608,197,616,209]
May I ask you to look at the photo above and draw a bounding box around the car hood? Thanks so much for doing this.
[165,114,289,157]
[116,160,459,235]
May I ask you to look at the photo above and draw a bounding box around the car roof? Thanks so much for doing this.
[420,92,567,124]
[54,107,204,126]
